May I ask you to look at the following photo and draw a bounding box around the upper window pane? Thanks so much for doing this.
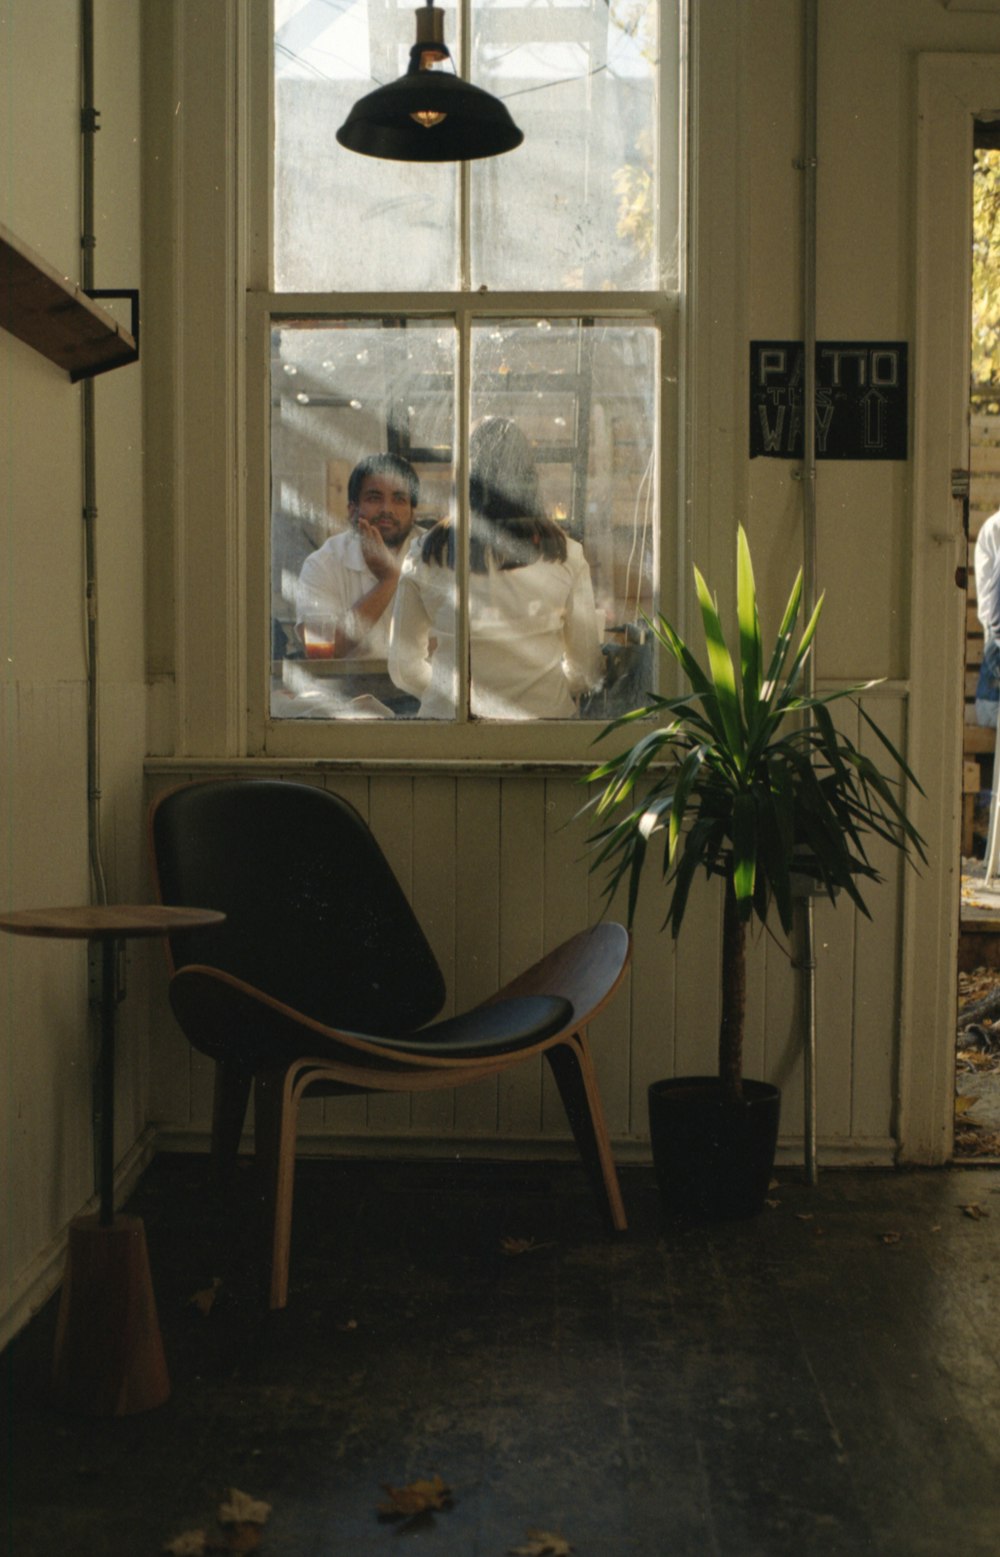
[274,0,459,291]
[470,0,659,291]
[273,0,661,293]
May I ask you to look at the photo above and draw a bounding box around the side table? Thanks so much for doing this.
[0,903,225,1415]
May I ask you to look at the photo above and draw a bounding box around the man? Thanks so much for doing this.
[975,506,1000,726]
[296,453,419,660]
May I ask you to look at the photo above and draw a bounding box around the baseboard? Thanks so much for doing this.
[0,1127,158,1356]
[152,1124,899,1169]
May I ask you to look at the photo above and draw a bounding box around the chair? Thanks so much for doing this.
[148,778,630,1307]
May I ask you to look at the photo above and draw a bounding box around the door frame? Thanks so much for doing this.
[900,54,1000,1161]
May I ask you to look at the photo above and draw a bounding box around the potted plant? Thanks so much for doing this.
[584,526,925,1218]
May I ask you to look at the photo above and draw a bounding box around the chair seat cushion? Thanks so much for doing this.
[370,995,574,1057]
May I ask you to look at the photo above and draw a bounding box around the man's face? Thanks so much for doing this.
[350,473,415,550]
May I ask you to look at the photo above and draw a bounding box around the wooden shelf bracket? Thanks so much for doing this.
[0,223,139,382]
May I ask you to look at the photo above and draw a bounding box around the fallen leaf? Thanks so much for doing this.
[765,1198,781,1209]
[377,1475,453,1520]
[163,1533,207,1556]
[336,1318,358,1332]
[211,1528,261,1554]
[500,1237,553,1256]
[188,1278,223,1317]
[795,1212,814,1222]
[218,1490,271,1527]
[879,1231,902,1246]
[955,1095,979,1115]
[961,1202,990,1219]
[509,1530,574,1557]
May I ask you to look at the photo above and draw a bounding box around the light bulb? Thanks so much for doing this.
[410,109,447,128]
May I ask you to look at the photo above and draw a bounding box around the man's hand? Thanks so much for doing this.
[357,517,403,583]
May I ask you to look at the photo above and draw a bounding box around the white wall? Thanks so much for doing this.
[0,0,147,1347]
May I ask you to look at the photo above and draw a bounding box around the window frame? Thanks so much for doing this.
[244,1,682,764]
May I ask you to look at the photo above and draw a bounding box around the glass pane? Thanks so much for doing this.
[470,0,660,291]
[270,319,456,721]
[274,0,458,291]
[460,317,657,719]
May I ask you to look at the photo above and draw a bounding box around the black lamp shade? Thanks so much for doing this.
[336,69,524,163]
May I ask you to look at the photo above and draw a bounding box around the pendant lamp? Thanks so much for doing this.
[336,1,523,163]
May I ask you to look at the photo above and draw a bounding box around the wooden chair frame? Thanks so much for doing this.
[169,924,629,1307]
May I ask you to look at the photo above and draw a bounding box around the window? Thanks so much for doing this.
[258,0,680,746]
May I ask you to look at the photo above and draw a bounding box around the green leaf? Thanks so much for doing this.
[694,567,746,762]
[736,526,763,713]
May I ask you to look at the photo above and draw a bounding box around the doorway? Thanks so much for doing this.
[956,123,1000,1161]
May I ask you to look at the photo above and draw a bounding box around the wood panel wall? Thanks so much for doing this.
[145,688,907,1166]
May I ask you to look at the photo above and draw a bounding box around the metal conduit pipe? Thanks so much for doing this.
[798,0,819,1185]
[81,0,108,906]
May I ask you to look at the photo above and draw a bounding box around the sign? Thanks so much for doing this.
[749,341,908,461]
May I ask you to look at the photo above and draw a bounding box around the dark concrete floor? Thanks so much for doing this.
[3,1153,1000,1557]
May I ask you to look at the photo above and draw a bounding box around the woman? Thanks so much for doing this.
[388,417,604,719]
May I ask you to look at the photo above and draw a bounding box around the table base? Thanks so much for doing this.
[52,1214,170,1415]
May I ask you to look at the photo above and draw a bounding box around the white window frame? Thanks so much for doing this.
[244,0,683,764]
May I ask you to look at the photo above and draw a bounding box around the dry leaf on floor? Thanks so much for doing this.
[188,1278,223,1316]
[509,1530,574,1556]
[955,1096,980,1115]
[336,1318,358,1332]
[500,1236,553,1256]
[377,1475,453,1520]
[163,1533,207,1556]
[879,1232,902,1246]
[795,1212,814,1222]
[213,1527,262,1554]
[218,1490,272,1527]
[961,1202,990,1219]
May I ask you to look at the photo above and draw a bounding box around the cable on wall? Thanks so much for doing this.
[81,0,108,908]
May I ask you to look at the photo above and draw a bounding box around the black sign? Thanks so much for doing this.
[749,341,908,461]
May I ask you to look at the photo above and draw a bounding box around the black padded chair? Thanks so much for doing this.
[149,778,630,1307]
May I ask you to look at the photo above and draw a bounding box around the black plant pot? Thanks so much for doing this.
[648,1077,781,1220]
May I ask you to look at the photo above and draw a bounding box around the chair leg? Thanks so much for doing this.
[210,1062,252,1183]
[253,1068,300,1310]
[545,1033,628,1233]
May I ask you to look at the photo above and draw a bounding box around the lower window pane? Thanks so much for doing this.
[269,315,658,724]
[466,318,659,721]
[270,318,456,722]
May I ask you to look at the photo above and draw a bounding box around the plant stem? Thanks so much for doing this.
[719,873,746,1105]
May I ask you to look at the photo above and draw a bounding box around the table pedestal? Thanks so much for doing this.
[0,904,225,1417]
[51,1214,170,1415]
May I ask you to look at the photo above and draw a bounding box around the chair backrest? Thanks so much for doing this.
[149,779,446,1035]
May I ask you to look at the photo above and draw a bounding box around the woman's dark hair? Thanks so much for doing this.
[422,417,567,572]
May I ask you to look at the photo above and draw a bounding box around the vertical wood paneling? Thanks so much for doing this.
[141,701,913,1161]
[672,870,722,1077]
[410,777,458,1135]
[319,775,371,1135]
[765,921,803,1138]
[813,702,861,1141]
[365,777,414,1134]
[614,795,674,1137]
[497,779,546,1136]
[852,693,907,1143]
[561,780,630,1139]
[453,778,501,1133]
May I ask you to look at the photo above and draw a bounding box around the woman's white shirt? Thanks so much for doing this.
[388,537,603,719]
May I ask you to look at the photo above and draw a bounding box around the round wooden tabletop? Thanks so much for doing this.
[0,904,225,940]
